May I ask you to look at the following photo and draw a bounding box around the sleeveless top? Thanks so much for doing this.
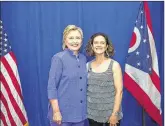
[87,59,123,123]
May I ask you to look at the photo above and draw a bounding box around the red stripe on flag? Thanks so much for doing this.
[150,69,161,92]
[0,92,17,126]
[9,52,17,65]
[144,2,153,33]
[0,56,23,100]
[124,72,162,126]
[0,110,8,126]
[1,72,27,125]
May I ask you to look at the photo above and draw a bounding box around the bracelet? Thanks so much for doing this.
[54,111,61,115]
[111,112,119,116]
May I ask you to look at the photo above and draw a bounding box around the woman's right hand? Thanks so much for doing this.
[53,111,62,125]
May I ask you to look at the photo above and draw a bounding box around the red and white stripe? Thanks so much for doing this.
[0,52,28,126]
[124,2,162,126]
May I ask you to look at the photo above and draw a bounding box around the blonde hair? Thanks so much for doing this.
[62,25,83,50]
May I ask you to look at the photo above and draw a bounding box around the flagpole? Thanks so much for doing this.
[140,2,146,126]
[142,108,146,126]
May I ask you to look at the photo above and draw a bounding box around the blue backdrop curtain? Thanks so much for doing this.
[1,2,164,126]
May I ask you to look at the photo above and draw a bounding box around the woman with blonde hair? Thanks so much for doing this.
[47,25,87,126]
[86,32,123,126]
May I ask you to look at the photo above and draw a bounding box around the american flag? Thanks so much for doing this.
[0,20,29,126]
[124,2,162,126]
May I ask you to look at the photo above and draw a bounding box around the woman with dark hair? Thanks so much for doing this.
[86,33,123,126]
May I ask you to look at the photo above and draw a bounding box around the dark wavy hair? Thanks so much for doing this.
[85,32,114,57]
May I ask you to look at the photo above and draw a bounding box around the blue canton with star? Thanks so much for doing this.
[126,2,152,74]
[0,20,12,58]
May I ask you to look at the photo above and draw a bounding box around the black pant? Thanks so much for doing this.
[88,118,120,126]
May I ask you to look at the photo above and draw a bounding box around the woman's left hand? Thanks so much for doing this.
[108,115,119,126]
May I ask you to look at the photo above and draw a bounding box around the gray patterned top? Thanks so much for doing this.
[87,60,123,123]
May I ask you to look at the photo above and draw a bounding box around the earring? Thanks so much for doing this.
[106,50,109,57]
